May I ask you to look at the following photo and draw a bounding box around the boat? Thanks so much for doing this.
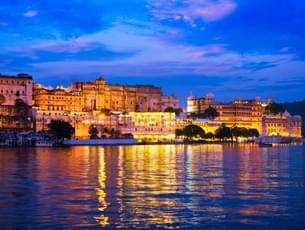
[34,132,56,147]
[256,136,298,146]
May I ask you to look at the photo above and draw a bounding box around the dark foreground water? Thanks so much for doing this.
[0,144,305,229]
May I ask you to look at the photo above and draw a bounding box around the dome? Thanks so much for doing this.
[283,111,291,117]
[187,96,194,100]
[206,92,215,99]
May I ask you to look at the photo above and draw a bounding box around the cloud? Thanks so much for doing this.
[237,61,277,72]
[280,47,290,53]
[148,0,237,23]
[187,44,225,59]
[0,36,137,72]
[10,39,105,54]
[0,0,304,103]
[7,22,294,84]
[24,10,38,17]
[2,21,298,83]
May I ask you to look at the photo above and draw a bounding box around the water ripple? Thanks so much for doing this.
[0,144,304,229]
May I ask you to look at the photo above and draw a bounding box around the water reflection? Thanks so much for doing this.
[0,144,304,229]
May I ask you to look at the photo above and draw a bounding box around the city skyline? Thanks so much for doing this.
[1,2,305,228]
[1,1,305,103]
[0,73,290,108]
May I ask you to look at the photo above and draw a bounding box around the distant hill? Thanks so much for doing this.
[282,100,305,136]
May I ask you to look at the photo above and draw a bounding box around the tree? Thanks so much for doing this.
[15,99,31,119]
[89,125,99,139]
[203,106,219,120]
[164,107,174,113]
[215,124,232,140]
[48,120,75,140]
[205,132,215,140]
[182,125,205,140]
[231,126,242,142]
[265,102,285,115]
[188,111,206,120]
[164,107,183,116]
[230,127,259,141]
[188,107,219,120]
[175,129,184,137]
[246,129,260,138]
[15,99,28,107]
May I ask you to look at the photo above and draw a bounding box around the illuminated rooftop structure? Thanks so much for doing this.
[69,77,164,112]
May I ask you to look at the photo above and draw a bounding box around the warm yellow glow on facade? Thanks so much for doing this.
[176,118,222,134]
[187,94,302,138]
[262,113,302,137]
[32,77,180,140]
[33,84,84,114]
[119,112,176,142]
[69,78,168,112]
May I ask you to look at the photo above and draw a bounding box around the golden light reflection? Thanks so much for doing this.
[5,144,299,228]
[95,147,110,227]
[116,145,184,226]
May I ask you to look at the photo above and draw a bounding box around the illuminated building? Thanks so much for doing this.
[176,118,222,134]
[161,95,180,111]
[33,83,84,115]
[69,77,164,112]
[262,112,302,137]
[215,98,263,132]
[187,94,263,133]
[34,109,122,139]
[0,74,33,131]
[33,77,179,139]
[119,112,176,142]
[0,73,33,106]
[33,83,87,135]
[33,83,126,138]
[187,94,302,138]
[187,93,215,114]
[34,111,86,133]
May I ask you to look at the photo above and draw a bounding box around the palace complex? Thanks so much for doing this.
[187,94,302,138]
[0,73,303,141]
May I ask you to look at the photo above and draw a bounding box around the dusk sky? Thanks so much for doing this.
[1,0,305,106]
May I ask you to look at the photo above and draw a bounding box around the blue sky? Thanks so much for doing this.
[1,0,305,106]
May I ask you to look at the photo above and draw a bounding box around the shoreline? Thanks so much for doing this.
[1,140,303,148]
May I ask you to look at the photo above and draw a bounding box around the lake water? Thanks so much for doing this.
[0,144,304,229]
